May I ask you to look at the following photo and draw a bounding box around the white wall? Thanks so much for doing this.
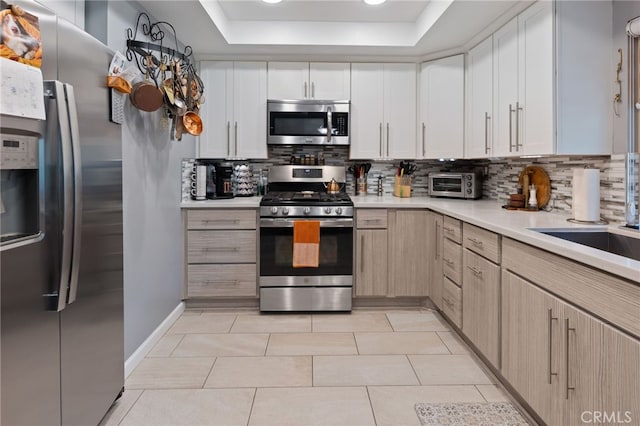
[37,0,84,29]
[87,0,197,359]
[612,0,640,154]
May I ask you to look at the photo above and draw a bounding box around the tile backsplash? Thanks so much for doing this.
[186,145,628,224]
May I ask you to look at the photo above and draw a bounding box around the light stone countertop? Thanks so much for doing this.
[180,194,639,283]
[181,197,262,208]
[353,195,639,283]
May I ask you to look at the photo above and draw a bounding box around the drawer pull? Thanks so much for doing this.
[204,280,239,285]
[204,247,239,252]
[443,258,455,267]
[443,226,456,233]
[204,219,240,224]
[468,237,484,247]
[466,265,483,278]
[364,219,381,224]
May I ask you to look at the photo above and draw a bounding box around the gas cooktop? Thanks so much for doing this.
[261,191,352,205]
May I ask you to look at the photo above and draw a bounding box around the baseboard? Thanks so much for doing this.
[124,302,185,378]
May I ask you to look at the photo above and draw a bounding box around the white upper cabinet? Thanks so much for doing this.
[418,55,464,159]
[267,62,351,100]
[350,63,416,160]
[487,0,612,158]
[465,36,493,159]
[198,61,267,159]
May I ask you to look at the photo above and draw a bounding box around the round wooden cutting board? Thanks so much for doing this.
[518,166,551,209]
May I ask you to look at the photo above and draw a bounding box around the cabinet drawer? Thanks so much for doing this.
[356,209,388,229]
[187,264,257,297]
[463,223,501,264]
[187,209,257,230]
[187,230,257,263]
[442,277,462,328]
[443,238,462,286]
[443,216,462,243]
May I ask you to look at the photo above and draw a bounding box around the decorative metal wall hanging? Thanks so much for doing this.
[126,12,204,140]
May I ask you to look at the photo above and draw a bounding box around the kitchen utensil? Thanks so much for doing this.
[323,178,344,194]
[130,56,163,112]
[182,111,203,136]
[518,166,550,208]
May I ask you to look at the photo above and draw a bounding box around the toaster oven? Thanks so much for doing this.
[429,172,482,199]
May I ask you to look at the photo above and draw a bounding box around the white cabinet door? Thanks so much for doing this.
[384,63,417,159]
[233,62,268,159]
[199,61,233,158]
[350,63,385,159]
[309,63,351,100]
[267,62,308,99]
[492,17,518,158]
[465,36,493,159]
[518,1,553,156]
[419,55,464,159]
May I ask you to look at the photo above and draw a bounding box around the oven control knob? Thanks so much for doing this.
[335,207,343,215]
[303,207,311,215]
[467,189,472,194]
[467,182,472,187]
[270,207,278,215]
[324,207,332,214]
[282,207,289,215]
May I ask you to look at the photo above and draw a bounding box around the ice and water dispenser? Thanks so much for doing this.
[0,132,40,244]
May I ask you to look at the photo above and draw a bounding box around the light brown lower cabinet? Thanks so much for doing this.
[388,210,429,297]
[354,229,388,296]
[502,270,640,426]
[462,248,500,368]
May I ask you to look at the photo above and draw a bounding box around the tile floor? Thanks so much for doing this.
[101,309,518,426]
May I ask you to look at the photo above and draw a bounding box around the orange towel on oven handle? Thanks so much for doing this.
[293,220,320,268]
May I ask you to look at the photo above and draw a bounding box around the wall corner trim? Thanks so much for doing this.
[124,302,185,378]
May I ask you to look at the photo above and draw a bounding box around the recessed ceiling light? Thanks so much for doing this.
[364,0,386,4]
[262,0,282,3]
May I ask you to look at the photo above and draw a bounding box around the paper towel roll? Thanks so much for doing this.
[572,168,600,222]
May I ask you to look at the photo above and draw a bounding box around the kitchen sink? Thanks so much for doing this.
[534,229,640,261]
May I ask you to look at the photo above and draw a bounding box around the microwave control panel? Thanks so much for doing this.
[0,133,38,170]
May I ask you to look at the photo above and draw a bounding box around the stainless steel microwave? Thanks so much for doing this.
[267,100,350,145]
[429,172,483,199]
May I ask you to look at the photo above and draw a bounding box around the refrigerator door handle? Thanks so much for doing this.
[65,83,83,304]
[47,80,73,312]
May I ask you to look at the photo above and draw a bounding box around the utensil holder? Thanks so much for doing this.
[393,176,411,198]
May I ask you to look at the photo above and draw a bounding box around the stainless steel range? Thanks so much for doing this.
[259,165,353,312]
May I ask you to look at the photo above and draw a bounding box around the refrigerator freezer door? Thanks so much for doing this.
[55,18,124,426]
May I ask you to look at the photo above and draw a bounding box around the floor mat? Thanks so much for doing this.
[415,402,529,425]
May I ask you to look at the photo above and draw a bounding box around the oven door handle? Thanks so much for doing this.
[260,218,353,228]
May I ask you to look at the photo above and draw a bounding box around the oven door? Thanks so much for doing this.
[259,218,353,287]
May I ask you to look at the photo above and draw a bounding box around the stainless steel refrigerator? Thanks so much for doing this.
[0,0,124,425]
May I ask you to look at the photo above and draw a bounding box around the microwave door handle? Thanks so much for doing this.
[326,106,332,143]
[64,84,83,304]
[46,81,72,311]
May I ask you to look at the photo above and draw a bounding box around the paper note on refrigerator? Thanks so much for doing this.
[0,57,45,120]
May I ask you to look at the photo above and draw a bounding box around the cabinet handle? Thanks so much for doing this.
[484,112,491,154]
[468,237,483,247]
[204,280,238,285]
[443,225,455,233]
[386,123,390,157]
[203,219,240,224]
[548,308,558,384]
[515,102,523,151]
[443,257,454,266]
[466,265,483,278]
[435,221,440,260]
[205,247,239,252]
[508,104,515,152]
[234,122,238,156]
[565,318,576,399]
[363,219,381,224]
[304,81,308,98]
[422,122,426,157]
[379,123,383,157]
[226,122,231,156]
[311,82,315,98]
[360,234,365,273]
